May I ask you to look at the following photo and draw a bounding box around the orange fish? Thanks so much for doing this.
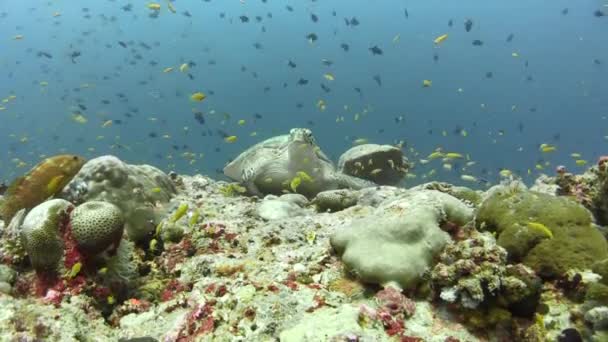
[0,154,86,222]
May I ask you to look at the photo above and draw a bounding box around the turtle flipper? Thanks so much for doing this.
[334,173,377,190]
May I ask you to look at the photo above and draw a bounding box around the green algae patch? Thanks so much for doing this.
[476,188,608,278]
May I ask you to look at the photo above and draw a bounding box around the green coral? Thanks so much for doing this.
[70,201,125,255]
[477,188,608,278]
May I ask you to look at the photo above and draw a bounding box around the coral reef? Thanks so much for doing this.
[431,231,541,316]
[338,143,409,185]
[476,185,608,278]
[331,190,473,289]
[61,155,176,242]
[0,154,85,222]
[5,153,608,341]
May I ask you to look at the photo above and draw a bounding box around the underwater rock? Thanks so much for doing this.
[331,190,473,289]
[223,128,376,198]
[431,231,541,313]
[413,181,483,207]
[585,306,608,330]
[20,199,72,272]
[338,143,409,185]
[279,304,384,341]
[312,189,359,212]
[0,154,85,223]
[61,155,176,242]
[256,194,309,220]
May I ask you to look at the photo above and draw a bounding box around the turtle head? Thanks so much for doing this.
[289,128,315,145]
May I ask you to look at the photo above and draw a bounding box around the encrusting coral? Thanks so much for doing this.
[476,185,608,278]
[331,190,473,289]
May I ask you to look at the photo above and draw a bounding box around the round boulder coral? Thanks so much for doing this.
[70,201,124,255]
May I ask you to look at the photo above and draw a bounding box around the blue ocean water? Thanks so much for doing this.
[0,0,606,187]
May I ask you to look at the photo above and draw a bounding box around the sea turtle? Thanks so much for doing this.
[223,128,376,198]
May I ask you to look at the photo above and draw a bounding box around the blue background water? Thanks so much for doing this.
[0,0,606,187]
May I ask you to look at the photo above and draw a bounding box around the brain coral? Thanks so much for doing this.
[70,201,124,255]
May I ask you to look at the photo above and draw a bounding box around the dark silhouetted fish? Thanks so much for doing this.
[404,9,409,19]
[340,43,349,51]
[464,19,473,32]
[121,4,132,12]
[472,40,483,46]
[448,19,453,27]
[287,60,296,68]
[297,78,308,85]
[373,75,382,87]
[506,33,514,42]
[311,14,318,22]
[562,8,569,15]
[37,51,53,58]
[182,11,191,17]
[369,45,383,55]
[239,15,249,22]
[306,33,317,42]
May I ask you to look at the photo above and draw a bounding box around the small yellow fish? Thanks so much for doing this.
[189,209,200,227]
[171,203,189,223]
[163,67,174,73]
[72,114,88,124]
[225,135,238,143]
[190,92,206,102]
[166,1,176,13]
[353,138,368,145]
[392,34,400,43]
[150,187,162,193]
[68,262,82,279]
[422,79,432,87]
[499,169,512,178]
[570,153,582,158]
[290,176,302,192]
[527,222,553,238]
[39,81,49,86]
[237,119,246,126]
[147,3,161,10]
[102,120,113,128]
[149,238,158,252]
[511,52,519,57]
[296,171,313,182]
[12,34,24,40]
[434,34,448,45]
[427,151,444,160]
[107,295,116,305]
[317,99,326,111]
[53,12,61,17]
[539,144,556,153]
[305,230,316,245]
[445,152,464,159]
[179,63,189,72]
[461,175,477,183]
[575,159,588,166]
[323,73,335,81]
